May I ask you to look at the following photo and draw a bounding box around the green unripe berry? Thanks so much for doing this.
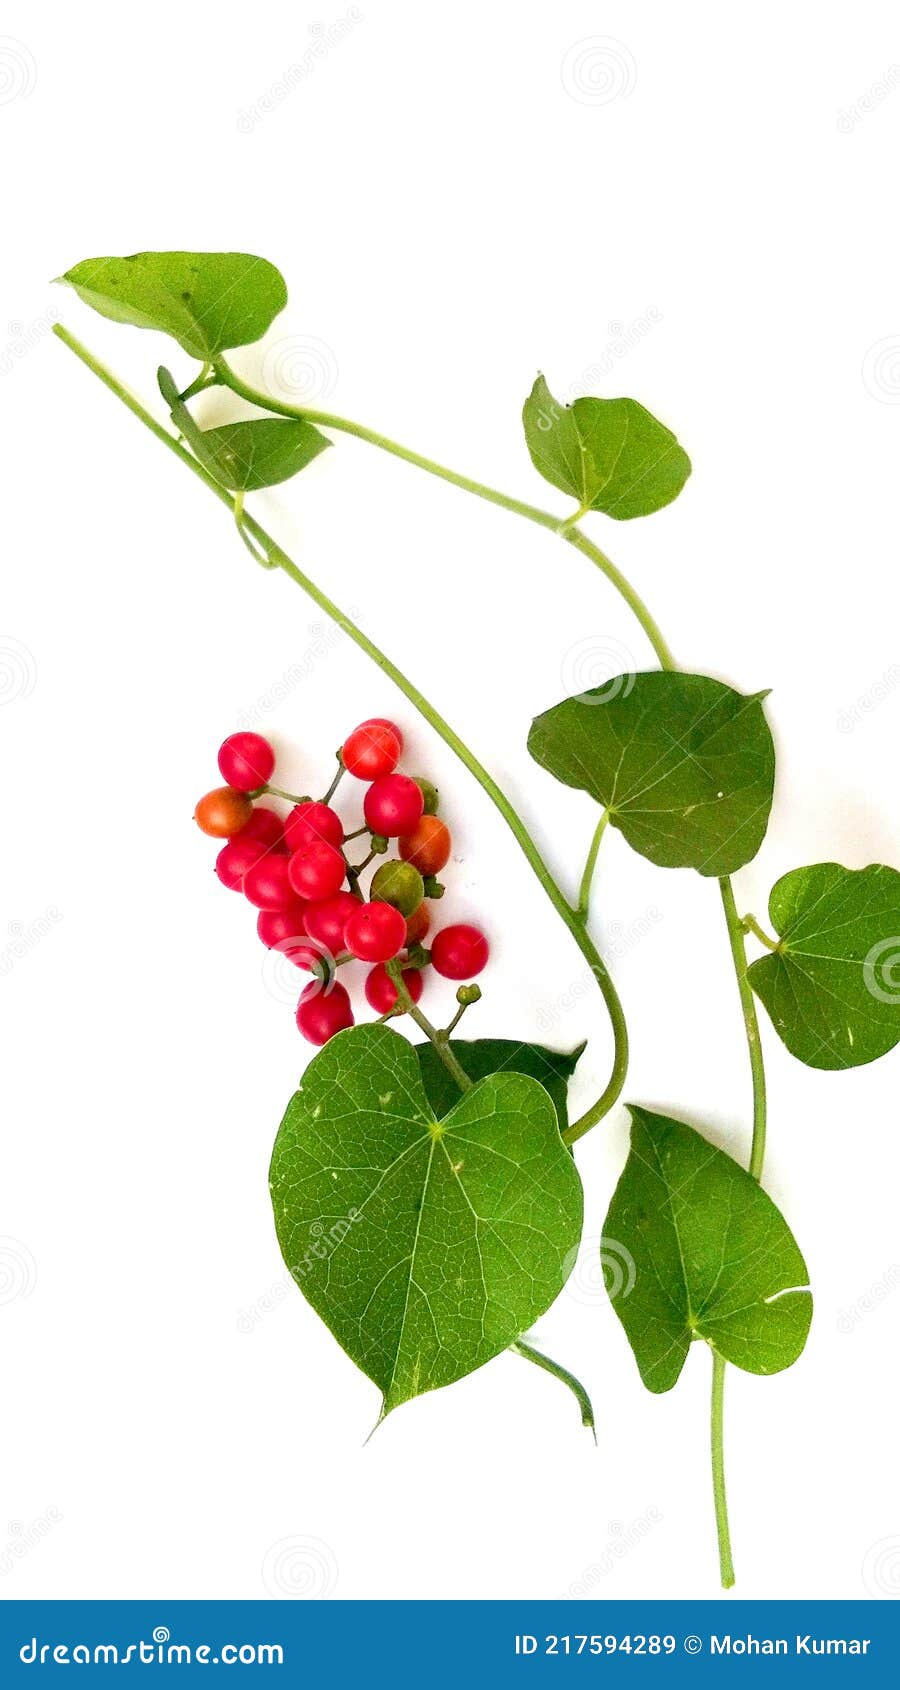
[370,859,425,917]
[456,983,482,1006]
[412,776,439,815]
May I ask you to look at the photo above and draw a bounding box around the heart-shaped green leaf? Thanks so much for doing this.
[748,862,900,1070]
[522,375,691,519]
[604,1106,812,1394]
[528,671,775,876]
[270,1025,583,1414]
[159,366,329,491]
[415,1038,585,1135]
[58,251,287,360]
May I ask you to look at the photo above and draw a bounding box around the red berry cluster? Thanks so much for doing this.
[193,723,489,1045]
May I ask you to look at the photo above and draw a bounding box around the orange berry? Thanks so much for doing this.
[194,786,254,838]
[399,815,451,875]
[405,903,431,945]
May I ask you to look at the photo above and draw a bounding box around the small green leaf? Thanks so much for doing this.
[522,375,691,519]
[158,366,329,491]
[415,1038,586,1136]
[604,1106,812,1394]
[748,862,900,1070]
[58,251,287,360]
[528,671,775,876]
[270,1025,583,1415]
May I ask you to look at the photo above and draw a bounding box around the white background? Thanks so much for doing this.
[3,0,900,1603]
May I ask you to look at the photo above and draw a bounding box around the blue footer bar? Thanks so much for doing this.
[0,1602,896,1683]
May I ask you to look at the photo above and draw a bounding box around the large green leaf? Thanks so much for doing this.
[522,375,691,519]
[415,1038,585,1136]
[748,862,900,1070]
[270,1025,583,1415]
[58,251,287,360]
[158,366,329,491]
[604,1106,812,1393]
[528,670,775,876]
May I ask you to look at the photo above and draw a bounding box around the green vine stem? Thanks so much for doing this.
[208,354,770,1588]
[53,324,627,1144]
[59,323,772,1583]
[213,357,679,671]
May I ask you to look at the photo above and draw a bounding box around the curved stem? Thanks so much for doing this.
[215,357,678,671]
[511,1338,596,1439]
[215,357,564,533]
[578,811,609,923]
[561,528,677,671]
[710,1351,735,1587]
[54,325,628,1138]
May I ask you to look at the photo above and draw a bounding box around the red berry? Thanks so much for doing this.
[296,980,354,1045]
[342,719,403,780]
[430,923,489,980]
[365,963,424,1014]
[257,903,307,944]
[243,853,297,911]
[364,774,424,838]
[216,836,271,891]
[405,903,431,945]
[344,900,407,963]
[288,839,347,901]
[217,732,275,792]
[194,786,253,838]
[304,891,360,953]
[257,906,321,969]
[233,806,284,848]
[284,801,344,853]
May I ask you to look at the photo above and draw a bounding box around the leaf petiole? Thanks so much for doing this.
[741,912,781,953]
[710,1350,735,1587]
[511,1337,596,1439]
[179,363,217,402]
[577,810,609,922]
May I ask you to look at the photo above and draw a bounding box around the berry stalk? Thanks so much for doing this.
[384,959,473,1093]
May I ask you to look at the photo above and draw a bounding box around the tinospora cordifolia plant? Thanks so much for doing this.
[53,251,900,1588]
